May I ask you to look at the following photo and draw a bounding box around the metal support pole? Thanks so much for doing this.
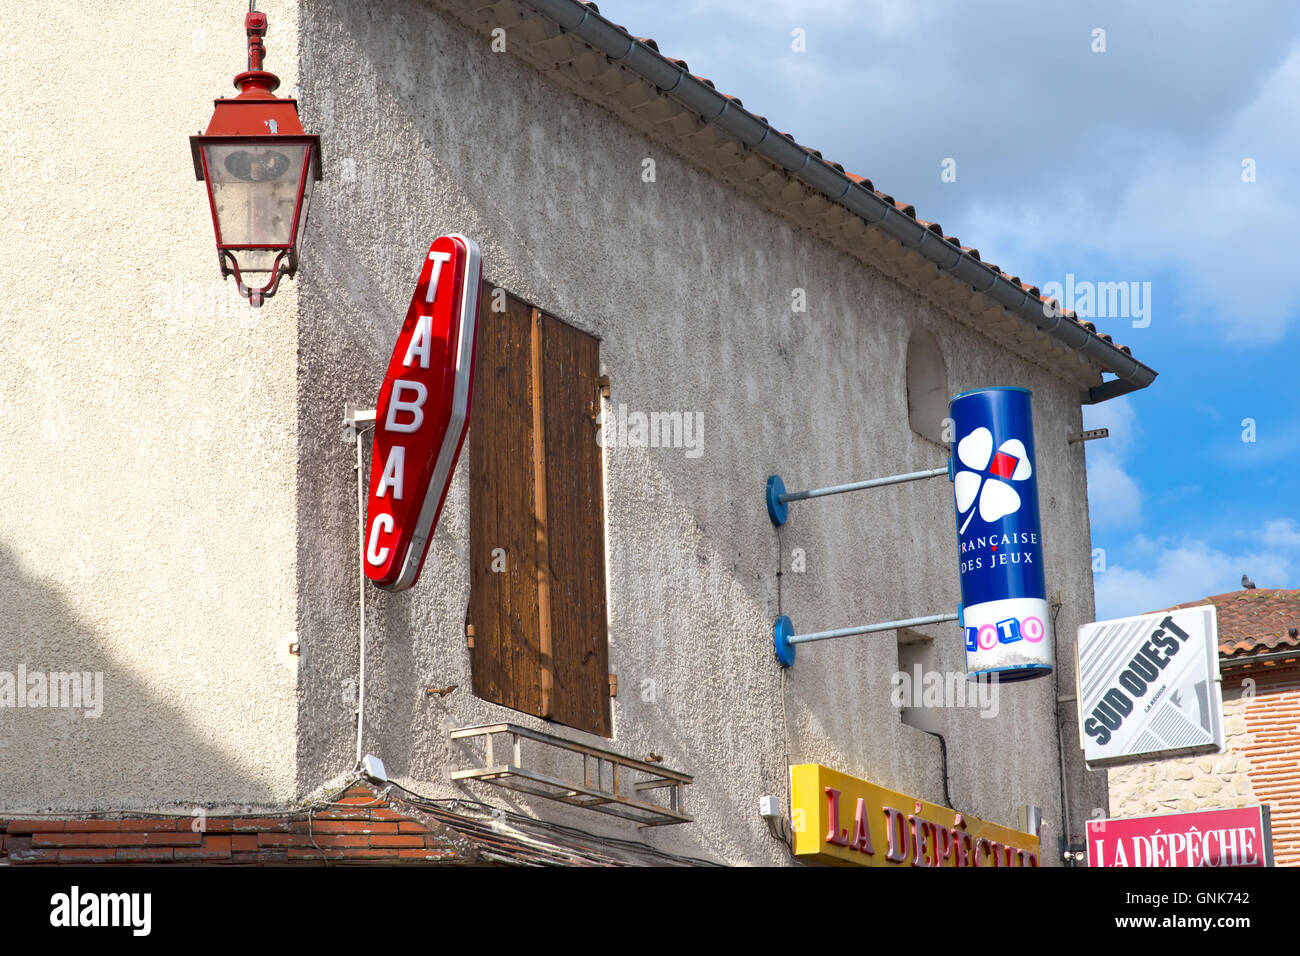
[774,611,959,667]
[766,465,949,526]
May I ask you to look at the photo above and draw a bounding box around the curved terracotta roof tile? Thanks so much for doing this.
[1165,589,1300,658]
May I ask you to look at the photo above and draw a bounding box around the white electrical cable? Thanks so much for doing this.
[355,424,371,765]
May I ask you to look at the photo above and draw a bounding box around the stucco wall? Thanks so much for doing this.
[0,0,303,809]
[0,0,1107,863]
[293,0,1106,864]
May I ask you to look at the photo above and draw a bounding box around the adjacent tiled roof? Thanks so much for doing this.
[0,781,710,866]
[1165,588,1300,659]
[563,1,1134,356]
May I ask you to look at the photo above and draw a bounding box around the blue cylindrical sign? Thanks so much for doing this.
[949,387,1052,681]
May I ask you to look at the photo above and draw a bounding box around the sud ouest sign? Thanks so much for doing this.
[949,387,1052,681]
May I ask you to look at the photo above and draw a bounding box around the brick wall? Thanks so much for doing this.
[0,784,463,864]
[1239,669,1300,865]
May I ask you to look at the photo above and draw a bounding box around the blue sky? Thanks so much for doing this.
[597,0,1300,619]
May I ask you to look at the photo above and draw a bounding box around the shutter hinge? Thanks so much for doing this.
[597,374,611,398]
[608,673,618,697]
[466,623,475,649]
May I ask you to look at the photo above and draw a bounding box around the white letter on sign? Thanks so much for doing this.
[366,513,394,566]
[377,445,406,499]
[386,380,427,433]
[403,315,432,369]
[425,250,453,303]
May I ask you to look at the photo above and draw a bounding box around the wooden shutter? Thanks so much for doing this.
[468,290,544,719]
[539,313,611,735]
[468,288,612,737]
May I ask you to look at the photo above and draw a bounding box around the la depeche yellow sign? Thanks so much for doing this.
[790,764,1039,867]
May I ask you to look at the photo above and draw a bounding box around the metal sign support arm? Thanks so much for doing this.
[766,465,949,526]
[774,611,960,667]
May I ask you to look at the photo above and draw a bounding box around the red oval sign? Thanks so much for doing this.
[364,234,482,591]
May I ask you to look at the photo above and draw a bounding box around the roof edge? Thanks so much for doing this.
[518,0,1157,403]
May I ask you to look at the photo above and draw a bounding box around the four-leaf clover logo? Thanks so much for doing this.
[954,427,1032,534]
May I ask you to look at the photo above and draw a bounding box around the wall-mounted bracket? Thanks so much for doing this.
[1067,427,1108,444]
[450,723,693,827]
[774,610,961,667]
[343,406,376,443]
[766,464,950,526]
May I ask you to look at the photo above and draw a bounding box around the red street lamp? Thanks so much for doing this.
[190,6,322,306]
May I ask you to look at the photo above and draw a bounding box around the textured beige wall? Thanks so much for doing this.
[1107,690,1257,817]
[0,0,1109,865]
[292,0,1106,864]
[0,0,303,809]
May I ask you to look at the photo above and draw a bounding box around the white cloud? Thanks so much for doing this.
[969,40,1300,343]
[1257,518,1300,549]
[1085,450,1142,530]
[1094,524,1300,620]
[1082,395,1143,528]
[1083,394,1140,452]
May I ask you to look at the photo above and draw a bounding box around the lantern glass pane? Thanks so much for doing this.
[292,151,319,265]
[223,248,283,275]
[202,142,308,253]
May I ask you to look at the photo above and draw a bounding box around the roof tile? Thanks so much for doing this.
[1164,588,1300,658]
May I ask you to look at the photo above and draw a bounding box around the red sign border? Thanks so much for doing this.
[365,233,482,592]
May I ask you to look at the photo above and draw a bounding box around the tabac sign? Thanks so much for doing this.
[790,764,1039,867]
[364,234,482,591]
